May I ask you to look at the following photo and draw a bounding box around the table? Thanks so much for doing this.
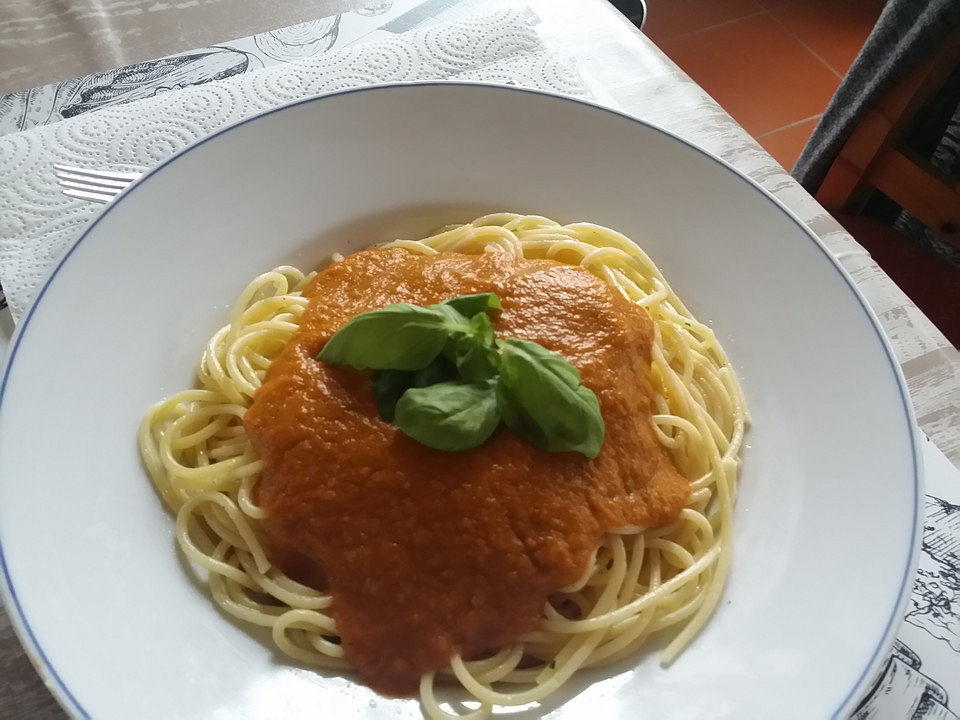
[1,0,958,717]
[0,0,362,93]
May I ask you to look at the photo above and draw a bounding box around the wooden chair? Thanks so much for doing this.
[815,25,960,245]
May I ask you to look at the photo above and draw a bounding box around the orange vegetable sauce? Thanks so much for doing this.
[244,247,688,695]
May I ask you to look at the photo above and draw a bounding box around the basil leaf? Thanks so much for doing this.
[394,380,500,452]
[450,339,499,381]
[498,338,581,388]
[412,355,459,387]
[371,370,412,422]
[372,356,458,421]
[445,313,499,380]
[497,382,603,457]
[496,338,604,458]
[468,311,496,344]
[438,293,502,317]
[318,304,468,370]
[427,301,475,328]
[318,295,501,372]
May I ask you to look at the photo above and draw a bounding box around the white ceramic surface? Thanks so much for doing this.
[0,84,921,720]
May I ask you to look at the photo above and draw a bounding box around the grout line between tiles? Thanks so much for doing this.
[655,10,766,45]
[756,113,822,138]
[764,6,844,79]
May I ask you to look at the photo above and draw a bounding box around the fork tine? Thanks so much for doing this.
[53,164,141,204]
[53,163,142,182]
[57,178,124,196]
[60,187,114,204]
[55,170,130,190]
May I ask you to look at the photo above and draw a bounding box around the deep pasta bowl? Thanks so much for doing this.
[0,83,920,719]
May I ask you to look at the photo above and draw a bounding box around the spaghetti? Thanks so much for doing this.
[138,214,747,718]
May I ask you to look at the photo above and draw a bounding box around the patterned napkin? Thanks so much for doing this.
[0,9,587,321]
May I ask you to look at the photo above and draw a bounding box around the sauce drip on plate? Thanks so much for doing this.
[244,247,689,695]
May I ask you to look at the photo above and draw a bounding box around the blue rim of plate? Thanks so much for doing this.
[0,81,922,720]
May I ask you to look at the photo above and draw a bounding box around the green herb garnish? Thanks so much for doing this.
[395,379,500,452]
[495,338,604,457]
[317,293,604,457]
[439,292,502,317]
[371,356,457,422]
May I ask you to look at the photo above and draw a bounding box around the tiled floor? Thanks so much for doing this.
[638,0,960,348]
[644,0,884,170]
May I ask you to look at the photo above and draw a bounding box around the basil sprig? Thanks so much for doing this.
[394,379,501,452]
[496,339,604,457]
[371,356,457,422]
[317,293,604,457]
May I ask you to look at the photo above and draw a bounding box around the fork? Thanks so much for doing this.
[54,164,142,204]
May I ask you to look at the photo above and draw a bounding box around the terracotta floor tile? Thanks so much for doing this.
[753,0,796,7]
[643,0,763,44]
[661,14,840,136]
[772,0,884,75]
[758,117,819,170]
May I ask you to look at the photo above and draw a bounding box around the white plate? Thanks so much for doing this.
[0,84,920,720]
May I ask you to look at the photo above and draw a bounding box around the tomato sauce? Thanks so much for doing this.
[244,247,688,696]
